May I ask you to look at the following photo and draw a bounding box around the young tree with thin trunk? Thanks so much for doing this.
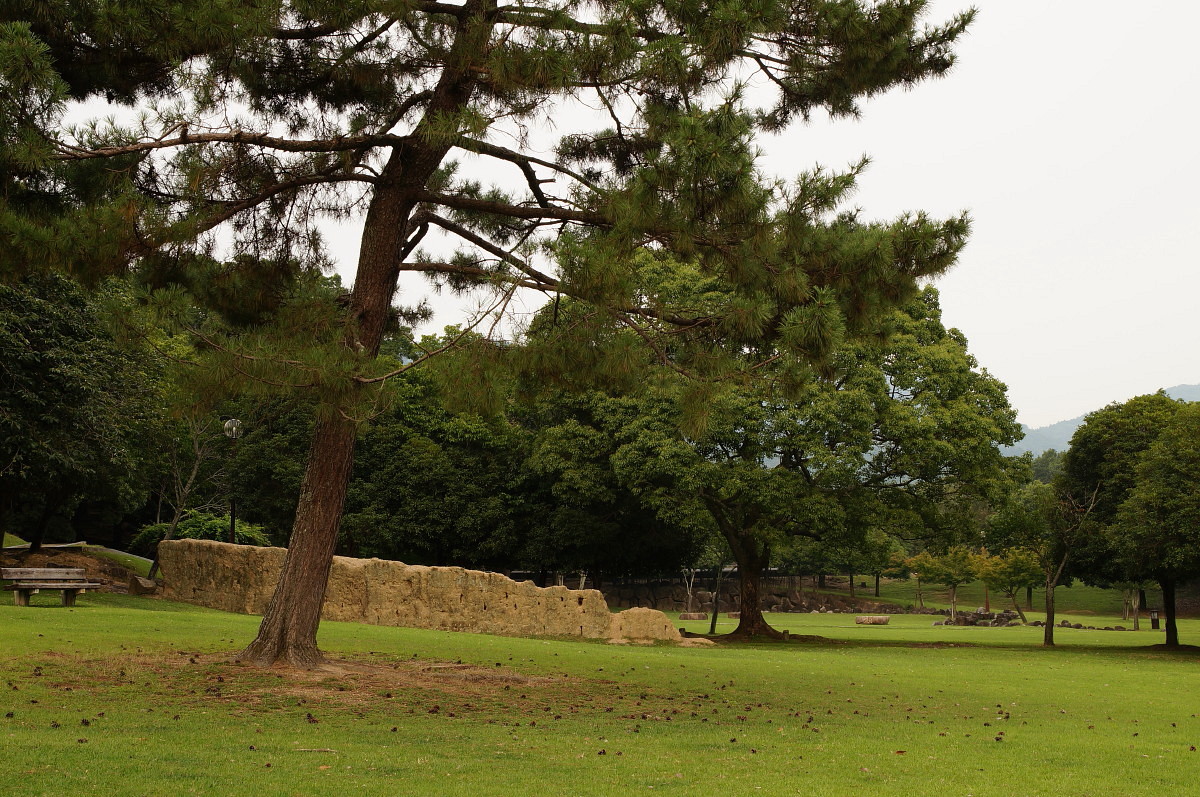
[987,481,1095,646]
[971,548,1040,624]
[5,1,976,665]
[908,547,973,622]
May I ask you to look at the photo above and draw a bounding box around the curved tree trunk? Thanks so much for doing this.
[707,562,725,635]
[1007,591,1028,624]
[237,7,491,667]
[239,416,357,667]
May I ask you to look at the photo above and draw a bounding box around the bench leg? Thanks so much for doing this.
[14,589,31,607]
[62,589,79,607]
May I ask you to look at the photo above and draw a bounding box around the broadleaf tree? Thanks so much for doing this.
[0,274,157,549]
[985,480,1096,646]
[1113,402,1200,648]
[4,1,976,665]
[609,287,1019,637]
[1059,393,1182,644]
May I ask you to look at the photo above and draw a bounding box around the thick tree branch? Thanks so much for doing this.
[417,210,559,288]
[399,260,549,292]
[453,136,602,193]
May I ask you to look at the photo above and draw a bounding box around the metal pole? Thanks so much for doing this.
[223,419,243,545]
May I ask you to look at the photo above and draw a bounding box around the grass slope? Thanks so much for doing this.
[2,593,1198,795]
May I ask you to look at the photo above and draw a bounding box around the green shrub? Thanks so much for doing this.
[131,513,272,557]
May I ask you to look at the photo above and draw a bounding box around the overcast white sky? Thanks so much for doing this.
[335,1,1200,429]
[766,0,1200,427]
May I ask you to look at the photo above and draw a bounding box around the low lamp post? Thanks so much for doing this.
[223,418,244,544]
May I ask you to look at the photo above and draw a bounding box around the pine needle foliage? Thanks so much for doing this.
[3,0,979,664]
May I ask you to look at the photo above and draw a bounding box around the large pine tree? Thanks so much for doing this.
[3,1,975,665]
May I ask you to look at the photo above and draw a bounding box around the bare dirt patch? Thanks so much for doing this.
[85,651,631,722]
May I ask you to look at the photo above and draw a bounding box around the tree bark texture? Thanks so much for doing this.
[729,538,784,639]
[239,415,357,667]
[239,5,491,667]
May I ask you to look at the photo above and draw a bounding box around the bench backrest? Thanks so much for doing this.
[0,567,88,581]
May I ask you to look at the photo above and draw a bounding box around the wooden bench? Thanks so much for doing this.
[1,567,104,607]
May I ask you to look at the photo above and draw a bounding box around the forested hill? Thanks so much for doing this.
[1007,384,1200,456]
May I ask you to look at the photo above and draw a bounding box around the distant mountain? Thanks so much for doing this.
[1005,384,1200,456]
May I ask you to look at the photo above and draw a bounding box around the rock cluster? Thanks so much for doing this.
[1027,619,1131,631]
[932,609,1023,627]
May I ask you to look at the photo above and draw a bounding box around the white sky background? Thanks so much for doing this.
[332,1,1200,429]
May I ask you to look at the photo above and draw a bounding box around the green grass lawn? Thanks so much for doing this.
[796,575,1155,618]
[3,593,1198,796]
[870,577,1132,616]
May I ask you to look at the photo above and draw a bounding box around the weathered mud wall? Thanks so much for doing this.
[158,540,679,642]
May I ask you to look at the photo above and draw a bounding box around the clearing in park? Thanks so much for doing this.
[2,587,1197,796]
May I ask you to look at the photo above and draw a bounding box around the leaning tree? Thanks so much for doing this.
[3,1,975,665]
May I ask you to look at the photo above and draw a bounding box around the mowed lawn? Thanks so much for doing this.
[2,593,1198,796]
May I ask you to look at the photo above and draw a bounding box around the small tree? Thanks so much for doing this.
[908,547,975,622]
[987,481,1095,646]
[1059,392,1180,644]
[971,548,1041,623]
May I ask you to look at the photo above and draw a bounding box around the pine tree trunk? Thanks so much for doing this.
[236,12,490,664]
[239,415,357,667]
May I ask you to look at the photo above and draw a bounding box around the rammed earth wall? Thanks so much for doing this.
[158,539,679,642]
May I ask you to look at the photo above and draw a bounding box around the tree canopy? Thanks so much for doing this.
[1113,402,1200,647]
[597,287,1019,637]
[1058,392,1185,644]
[0,274,157,548]
[4,0,977,665]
